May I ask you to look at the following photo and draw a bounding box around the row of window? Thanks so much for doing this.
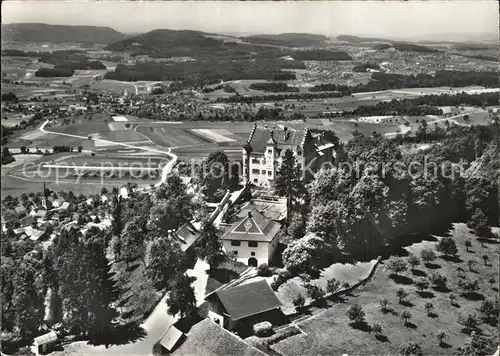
[231,240,258,247]
[232,251,256,256]
[251,169,272,176]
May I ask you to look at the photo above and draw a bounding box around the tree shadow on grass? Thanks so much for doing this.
[439,342,452,349]
[404,322,417,329]
[492,287,499,292]
[88,322,147,347]
[440,255,463,263]
[375,334,389,343]
[462,292,485,301]
[400,300,414,308]
[478,237,499,245]
[428,312,439,319]
[389,274,414,285]
[411,269,427,277]
[417,291,435,299]
[433,285,452,293]
[425,263,441,270]
[329,295,346,303]
[350,321,372,332]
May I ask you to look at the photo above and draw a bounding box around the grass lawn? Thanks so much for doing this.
[275,260,378,312]
[273,223,499,356]
[112,258,162,324]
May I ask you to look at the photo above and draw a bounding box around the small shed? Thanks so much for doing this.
[159,325,184,352]
[32,331,58,355]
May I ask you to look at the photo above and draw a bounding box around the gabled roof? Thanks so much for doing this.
[221,209,280,242]
[174,221,201,252]
[245,124,306,153]
[33,331,58,346]
[172,319,264,356]
[210,280,282,321]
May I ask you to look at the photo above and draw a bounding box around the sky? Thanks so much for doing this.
[2,1,499,41]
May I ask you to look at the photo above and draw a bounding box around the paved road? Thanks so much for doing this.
[38,120,178,187]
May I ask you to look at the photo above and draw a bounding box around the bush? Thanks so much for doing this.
[458,313,480,331]
[436,236,458,256]
[292,294,305,310]
[253,321,273,337]
[305,283,325,302]
[399,342,423,356]
[257,263,271,277]
[327,278,341,294]
[415,278,429,292]
[479,298,499,320]
[420,248,437,264]
[346,304,365,324]
[429,273,447,289]
[385,256,408,276]
[379,298,390,313]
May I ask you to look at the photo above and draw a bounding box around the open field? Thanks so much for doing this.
[272,223,500,356]
[89,79,136,94]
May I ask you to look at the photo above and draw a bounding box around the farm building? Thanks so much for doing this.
[242,125,335,188]
[31,331,58,355]
[169,221,202,267]
[169,318,264,356]
[220,209,281,267]
[205,280,285,335]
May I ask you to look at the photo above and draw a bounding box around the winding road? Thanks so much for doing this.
[38,120,177,187]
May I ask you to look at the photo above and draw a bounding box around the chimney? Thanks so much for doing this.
[284,126,289,140]
[248,211,252,218]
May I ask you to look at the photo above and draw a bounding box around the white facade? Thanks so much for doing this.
[222,234,279,266]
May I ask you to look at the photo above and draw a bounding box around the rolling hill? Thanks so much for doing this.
[1,23,126,44]
[106,29,350,61]
[240,33,329,47]
[106,29,285,59]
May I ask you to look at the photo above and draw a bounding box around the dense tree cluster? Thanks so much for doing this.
[248,82,299,93]
[197,151,239,202]
[104,59,300,87]
[352,62,381,72]
[291,50,352,61]
[282,123,499,274]
[35,67,75,77]
[1,92,19,102]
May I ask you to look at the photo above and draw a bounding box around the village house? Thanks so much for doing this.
[31,331,58,356]
[242,124,336,188]
[205,280,284,335]
[165,318,265,356]
[169,221,202,267]
[220,209,281,267]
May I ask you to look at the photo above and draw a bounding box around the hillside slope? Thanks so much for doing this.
[1,23,126,44]
[241,33,329,47]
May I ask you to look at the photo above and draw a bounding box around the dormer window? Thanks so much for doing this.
[297,150,302,156]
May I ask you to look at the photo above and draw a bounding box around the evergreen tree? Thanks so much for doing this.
[195,221,223,270]
[12,260,45,339]
[275,149,305,221]
[147,237,183,290]
[167,275,197,319]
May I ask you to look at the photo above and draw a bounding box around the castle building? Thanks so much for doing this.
[242,124,336,188]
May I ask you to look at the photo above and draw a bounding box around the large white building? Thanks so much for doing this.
[242,124,336,188]
[220,209,281,267]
